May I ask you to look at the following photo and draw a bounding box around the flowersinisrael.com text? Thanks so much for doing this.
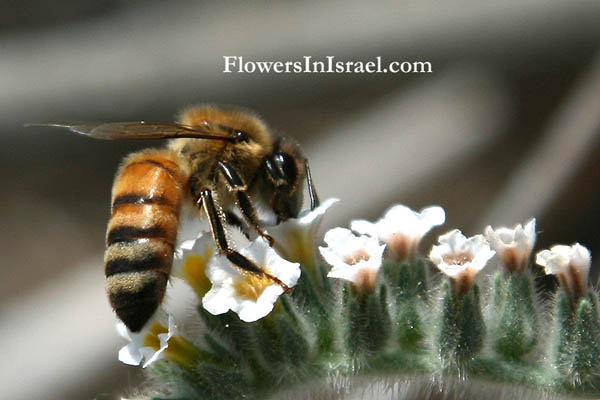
[223,56,432,74]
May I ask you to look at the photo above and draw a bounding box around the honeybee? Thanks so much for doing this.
[29,105,319,332]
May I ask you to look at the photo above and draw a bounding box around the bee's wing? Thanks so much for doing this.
[25,121,235,142]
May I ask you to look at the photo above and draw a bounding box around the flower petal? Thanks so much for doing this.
[350,219,378,237]
[237,285,284,322]
[118,342,144,366]
[298,197,340,225]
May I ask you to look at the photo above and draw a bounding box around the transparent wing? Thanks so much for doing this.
[24,121,235,142]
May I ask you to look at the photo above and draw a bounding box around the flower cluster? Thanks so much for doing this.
[111,198,596,400]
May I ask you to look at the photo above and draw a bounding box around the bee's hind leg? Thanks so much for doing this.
[217,160,274,246]
[197,188,289,291]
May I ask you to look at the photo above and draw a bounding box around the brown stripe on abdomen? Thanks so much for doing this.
[104,240,172,276]
[107,226,167,245]
[105,149,187,332]
[105,249,164,276]
[107,202,179,246]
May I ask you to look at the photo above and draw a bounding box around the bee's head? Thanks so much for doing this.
[261,137,308,222]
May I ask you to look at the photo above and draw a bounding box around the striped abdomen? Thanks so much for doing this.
[105,149,187,332]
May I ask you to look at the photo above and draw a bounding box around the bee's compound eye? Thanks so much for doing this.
[274,153,298,185]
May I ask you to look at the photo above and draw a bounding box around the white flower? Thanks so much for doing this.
[117,309,176,368]
[484,218,536,273]
[430,229,495,294]
[202,237,301,322]
[536,243,591,299]
[319,227,386,292]
[266,198,339,267]
[352,204,445,261]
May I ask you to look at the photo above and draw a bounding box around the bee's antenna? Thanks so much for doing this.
[305,160,320,210]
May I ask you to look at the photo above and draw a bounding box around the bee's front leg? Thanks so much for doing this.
[217,160,275,246]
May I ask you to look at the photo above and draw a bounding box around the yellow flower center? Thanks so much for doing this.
[143,321,168,351]
[233,272,274,301]
[182,248,214,297]
[142,321,202,369]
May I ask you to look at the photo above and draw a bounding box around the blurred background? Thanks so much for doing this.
[2,1,600,399]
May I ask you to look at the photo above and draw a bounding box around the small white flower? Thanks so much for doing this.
[319,227,386,292]
[430,229,495,294]
[352,204,445,261]
[536,243,591,299]
[117,309,176,368]
[484,218,536,273]
[202,237,301,322]
[266,198,340,267]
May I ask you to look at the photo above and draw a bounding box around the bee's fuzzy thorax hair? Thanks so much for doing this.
[176,104,274,153]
